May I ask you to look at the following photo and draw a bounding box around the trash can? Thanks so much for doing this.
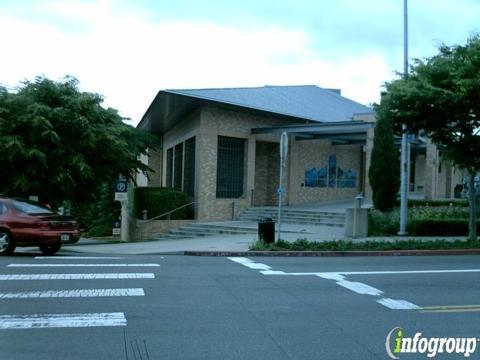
[258,217,275,244]
[454,184,463,199]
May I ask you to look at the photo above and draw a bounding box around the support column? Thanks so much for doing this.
[147,148,163,186]
[424,139,438,200]
[195,133,217,221]
[246,136,256,207]
[364,127,375,201]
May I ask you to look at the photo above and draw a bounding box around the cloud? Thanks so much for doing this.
[0,0,477,125]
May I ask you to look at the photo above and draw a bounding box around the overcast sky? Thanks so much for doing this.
[1,0,479,125]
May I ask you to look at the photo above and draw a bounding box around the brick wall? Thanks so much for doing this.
[288,138,362,204]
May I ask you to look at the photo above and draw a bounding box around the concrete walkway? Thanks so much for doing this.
[63,222,346,255]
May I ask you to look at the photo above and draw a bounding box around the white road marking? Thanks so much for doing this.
[0,273,155,280]
[229,258,431,311]
[377,298,420,310]
[265,269,480,277]
[228,257,253,264]
[335,280,383,296]
[0,312,126,329]
[0,288,145,299]
[8,263,160,267]
[34,256,125,260]
[261,270,287,275]
[227,257,271,270]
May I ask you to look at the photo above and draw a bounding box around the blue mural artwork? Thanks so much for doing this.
[304,154,357,188]
[328,154,337,188]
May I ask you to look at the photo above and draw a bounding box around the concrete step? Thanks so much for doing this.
[239,214,345,221]
[238,218,344,227]
[239,210,345,219]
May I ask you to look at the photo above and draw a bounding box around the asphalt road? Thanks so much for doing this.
[1,252,480,359]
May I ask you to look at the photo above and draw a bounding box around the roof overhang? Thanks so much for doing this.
[138,91,315,134]
[251,121,375,145]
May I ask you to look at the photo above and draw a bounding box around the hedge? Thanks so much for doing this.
[134,187,191,220]
[403,199,469,207]
[409,218,479,236]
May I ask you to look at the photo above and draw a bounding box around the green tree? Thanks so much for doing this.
[0,76,156,206]
[368,112,400,211]
[377,36,480,240]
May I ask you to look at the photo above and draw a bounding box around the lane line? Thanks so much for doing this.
[421,308,480,313]
[230,257,423,311]
[8,264,160,267]
[227,257,271,270]
[377,298,420,310]
[0,288,145,299]
[422,304,480,310]
[265,269,480,277]
[335,280,383,296]
[34,256,126,260]
[0,312,126,329]
[0,273,155,280]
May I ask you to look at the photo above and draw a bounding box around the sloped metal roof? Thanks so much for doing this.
[165,85,372,123]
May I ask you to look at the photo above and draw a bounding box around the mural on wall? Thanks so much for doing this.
[305,154,357,188]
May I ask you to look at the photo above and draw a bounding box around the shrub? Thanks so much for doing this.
[87,224,113,237]
[249,239,480,252]
[134,187,190,219]
[406,199,469,207]
[409,218,480,236]
[368,114,399,211]
[368,208,400,236]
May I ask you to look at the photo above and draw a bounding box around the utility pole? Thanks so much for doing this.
[399,0,409,235]
[277,132,288,241]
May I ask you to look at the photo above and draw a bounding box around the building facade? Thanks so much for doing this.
[137,85,463,221]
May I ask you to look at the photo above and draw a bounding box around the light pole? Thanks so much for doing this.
[399,0,409,235]
[277,132,288,241]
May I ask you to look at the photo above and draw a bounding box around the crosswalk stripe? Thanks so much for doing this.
[8,263,160,267]
[34,256,126,260]
[0,273,155,280]
[0,312,127,329]
[0,288,145,298]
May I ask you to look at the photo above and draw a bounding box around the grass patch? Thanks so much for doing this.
[249,238,480,252]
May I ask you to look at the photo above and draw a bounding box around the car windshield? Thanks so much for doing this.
[11,200,53,214]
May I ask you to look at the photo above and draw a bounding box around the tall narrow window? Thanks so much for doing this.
[174,143,183,191]
[184,137,196,197]
[216,136,245,198]
[166,148,173,187]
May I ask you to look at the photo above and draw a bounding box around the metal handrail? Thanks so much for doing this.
[138,202,197,242]
[231,193,245,220]
[142,202,197,223]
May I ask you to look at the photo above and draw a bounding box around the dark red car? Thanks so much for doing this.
[0,198,80,255]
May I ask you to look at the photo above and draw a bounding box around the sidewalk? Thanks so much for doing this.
[62,233,469,256]
[63,224,346,255]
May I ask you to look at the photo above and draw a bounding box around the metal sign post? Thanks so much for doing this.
[277,132,288,241]
[399,0,410,235]
[114,178,129,242]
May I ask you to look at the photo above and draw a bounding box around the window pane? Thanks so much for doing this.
[184,137,196,197]
[174,143,183,191]
[216,136,245,198]
[166,148,173,187]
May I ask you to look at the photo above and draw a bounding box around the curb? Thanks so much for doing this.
[183,249,480,257]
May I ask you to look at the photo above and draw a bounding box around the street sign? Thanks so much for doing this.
[112,220,121,236]
[280,132,288,163]
[277,187,284,194]
[114,192,128,202]
[114,180,128,193]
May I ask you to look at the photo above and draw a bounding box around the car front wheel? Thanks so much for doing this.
[39,243,61,255]
[0,229,15,255]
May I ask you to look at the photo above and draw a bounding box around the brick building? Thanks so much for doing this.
[137,85,463,221]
